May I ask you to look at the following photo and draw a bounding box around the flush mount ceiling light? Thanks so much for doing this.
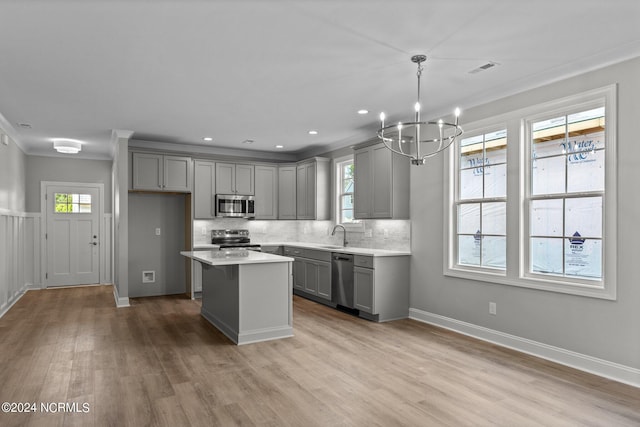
[275,145,284,149]
[378,55,463,165]
[53,139,82,154]
[358,109,369,115]
[242,139,254,144]
[203,137,213,141]
[308,130,318,135]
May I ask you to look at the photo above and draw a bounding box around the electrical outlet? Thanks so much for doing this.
[383,229,389,238]
[364,229,373,238]
[155,228,161,236]
[201,227,207,236]
[489,302,497,315]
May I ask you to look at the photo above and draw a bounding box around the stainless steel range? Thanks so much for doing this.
[211,229,261,251]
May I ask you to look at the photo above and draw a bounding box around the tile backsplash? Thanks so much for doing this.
[193,219,410,251]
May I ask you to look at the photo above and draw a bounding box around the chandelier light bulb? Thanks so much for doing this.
[414,102,421,112]
[455,107,461,117]
[438,119,444,128]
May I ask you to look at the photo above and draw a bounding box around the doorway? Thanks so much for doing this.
[43,182,103,287]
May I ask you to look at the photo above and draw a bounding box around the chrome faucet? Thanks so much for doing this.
[331,224,348,247]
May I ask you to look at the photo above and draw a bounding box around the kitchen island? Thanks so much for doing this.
[181,250,294,345]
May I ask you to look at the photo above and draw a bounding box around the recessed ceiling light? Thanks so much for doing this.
[203,137,213,141]
[275,145,284,149]
[358,109,369,115]
[242,139,254,144]
[308,130,318,135]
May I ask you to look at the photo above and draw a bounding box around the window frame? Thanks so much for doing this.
[334,155,362,230]
[444,85,617,300]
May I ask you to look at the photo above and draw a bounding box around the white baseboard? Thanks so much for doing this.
[112,284,130,308]
[0,286,28,319]
[409,307,640,389]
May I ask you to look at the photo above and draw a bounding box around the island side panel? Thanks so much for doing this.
[237,261,293,344]
[201,264,240,343]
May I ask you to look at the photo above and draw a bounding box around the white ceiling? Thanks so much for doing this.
[1,0,639,160]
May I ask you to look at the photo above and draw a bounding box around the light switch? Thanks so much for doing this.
[155,228,161,236]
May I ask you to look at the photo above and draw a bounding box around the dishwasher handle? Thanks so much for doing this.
[332,255,353,261]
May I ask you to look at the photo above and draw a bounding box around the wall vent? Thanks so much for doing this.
[469,61,499,74]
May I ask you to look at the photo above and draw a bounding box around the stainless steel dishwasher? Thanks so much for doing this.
[331,253,354,308]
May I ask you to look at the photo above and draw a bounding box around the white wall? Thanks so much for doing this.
[0,129,35,317]
[410,57,640,383]
[25,155,113,213]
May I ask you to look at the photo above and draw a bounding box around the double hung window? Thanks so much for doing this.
[446,86,616,299]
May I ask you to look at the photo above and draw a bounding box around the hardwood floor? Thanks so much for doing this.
[0,285,638,427]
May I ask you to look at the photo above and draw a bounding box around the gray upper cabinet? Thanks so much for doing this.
[132,152,192,193]
[193,160,216,219]
[278,165,297,220]
[215,163,254,195]
[296,158,330,220]
[254,165,278,219]
[353,143,409,219]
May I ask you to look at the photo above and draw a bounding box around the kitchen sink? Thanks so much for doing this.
[317,244,344,249]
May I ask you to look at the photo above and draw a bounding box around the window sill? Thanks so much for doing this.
[444,266,615,300]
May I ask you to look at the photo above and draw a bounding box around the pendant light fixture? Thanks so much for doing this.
[378,55,463,165]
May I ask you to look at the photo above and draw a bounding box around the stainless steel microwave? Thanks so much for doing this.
[215,194,255,218]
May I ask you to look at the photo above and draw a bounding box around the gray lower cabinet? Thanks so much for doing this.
[354,265,374,313]
[193,160,216,218]
[285,247,331,301]
[132,152,192,192]
[353,254,410,321]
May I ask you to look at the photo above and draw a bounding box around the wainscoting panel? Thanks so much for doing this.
[0,210,41,318]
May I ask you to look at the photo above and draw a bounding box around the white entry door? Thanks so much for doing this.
[46,184,100,286]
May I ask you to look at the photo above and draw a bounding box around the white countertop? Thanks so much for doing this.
[192,242,410,256]
[181,250,294,266]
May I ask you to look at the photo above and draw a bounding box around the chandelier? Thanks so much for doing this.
[378,55,463,165]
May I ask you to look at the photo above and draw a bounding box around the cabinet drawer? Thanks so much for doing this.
[354,255,374,269]
[284,247,303,257]
[303,249,331,262]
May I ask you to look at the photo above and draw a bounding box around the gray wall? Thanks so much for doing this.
[25,155,112,213]
[128,192,186,298]
[0,134,26,212]
[410,56,640,369]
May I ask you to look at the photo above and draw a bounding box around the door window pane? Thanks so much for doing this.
[55,193,92,213]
